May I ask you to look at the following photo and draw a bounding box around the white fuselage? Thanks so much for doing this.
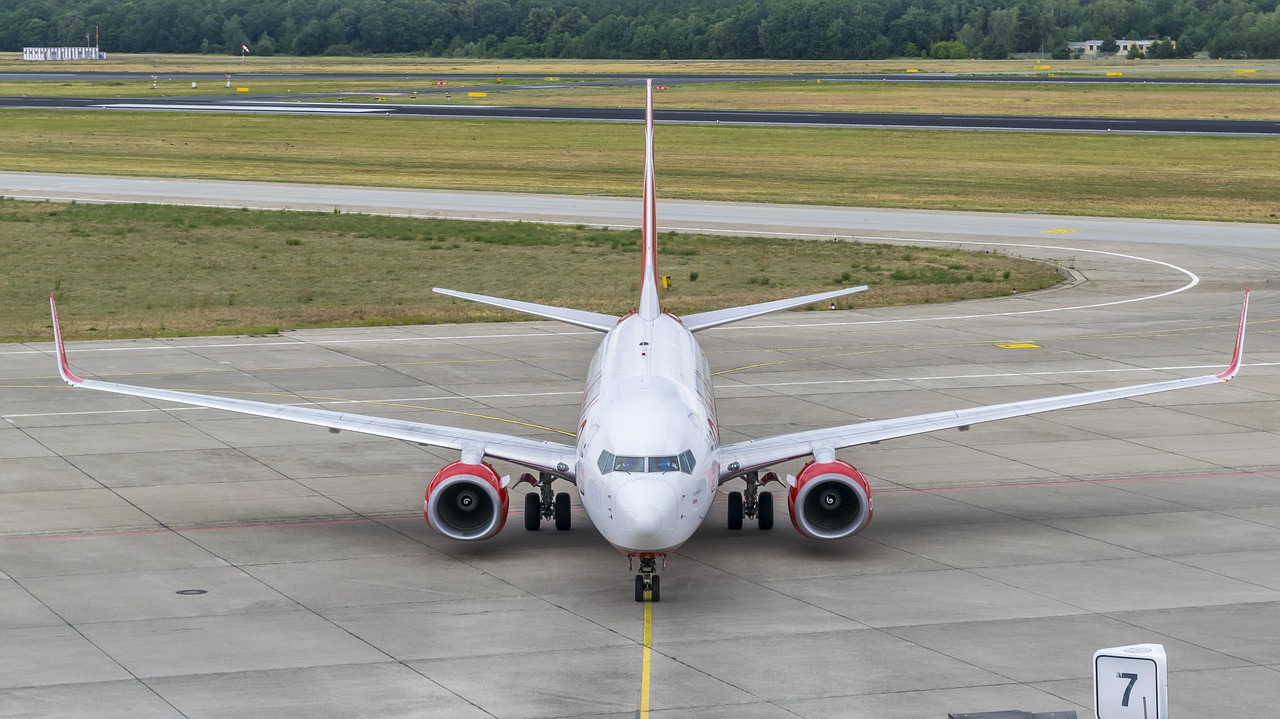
[574,313,719,556]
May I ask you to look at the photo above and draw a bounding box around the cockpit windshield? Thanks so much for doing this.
[649,455,680,473]
[614,455,645,473]
[597,449,696,475]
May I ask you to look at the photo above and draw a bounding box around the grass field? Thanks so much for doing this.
[0,77,512,99]
[3,77,1276,121]
[0,199,1062,341]
[427,80,1280,120]
[3,53,1278,78]
[1,110,1277,223]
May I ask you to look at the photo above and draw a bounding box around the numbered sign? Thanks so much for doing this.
[1093,643,1167,719]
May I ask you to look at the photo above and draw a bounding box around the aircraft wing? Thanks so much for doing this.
[719,290,1249,481]
[48,297,578,480]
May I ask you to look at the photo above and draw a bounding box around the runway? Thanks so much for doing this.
[3,71,1280,86]
[1,182,1279,717]
[3,94,1278,135]
[3,170,1279,250]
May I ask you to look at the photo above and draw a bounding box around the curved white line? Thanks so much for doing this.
[687,233,1200,330]
[7,218,1200,352]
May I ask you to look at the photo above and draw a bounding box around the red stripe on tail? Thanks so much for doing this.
[638,79,661,321]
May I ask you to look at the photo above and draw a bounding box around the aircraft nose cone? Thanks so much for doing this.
[617,479,678,539]
[631,505,662,537]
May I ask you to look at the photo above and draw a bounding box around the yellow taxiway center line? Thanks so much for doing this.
[639,599,653,718]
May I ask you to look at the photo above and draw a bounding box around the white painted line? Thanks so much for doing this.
[96,103,388,114]
[2,389,584,419]
[2,231,1200,356]
[8,364,1275,421]
[2,330,595,356]
[717,362,1280,390]
[712,237,1200,329]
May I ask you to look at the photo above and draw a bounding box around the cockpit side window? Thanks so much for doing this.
[597,450,615,475]
[678,450,695,474]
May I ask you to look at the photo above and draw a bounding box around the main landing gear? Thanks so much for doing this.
[633,557,661,602]
[522,472,571,531]
[727,470,776,531]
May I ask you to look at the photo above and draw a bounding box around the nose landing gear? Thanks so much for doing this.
[629,555,665,602]
[633,557,661,602]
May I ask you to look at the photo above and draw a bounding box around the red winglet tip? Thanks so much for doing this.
[49,294,84,385]
[1215,289,1250,381]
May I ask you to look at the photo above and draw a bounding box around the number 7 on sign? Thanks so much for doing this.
[1117,673,1139,707]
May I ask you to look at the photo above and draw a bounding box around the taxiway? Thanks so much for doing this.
[1,95,1277,135]
[0,191,1278,717]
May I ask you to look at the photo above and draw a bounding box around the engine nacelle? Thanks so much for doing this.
[424,461,508,541]
[788,459,873,540]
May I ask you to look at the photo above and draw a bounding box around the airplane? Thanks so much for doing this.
[48,80,1249,603]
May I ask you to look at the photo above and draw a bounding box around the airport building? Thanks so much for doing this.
[1067,39,1164,57]
[22,46,106,61]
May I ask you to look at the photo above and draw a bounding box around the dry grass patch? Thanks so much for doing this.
[1,111,1278,223]
[0,200,1061,341]
[441,80,1280,121]
[0,78,511,99]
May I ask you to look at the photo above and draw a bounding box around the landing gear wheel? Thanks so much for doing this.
[757,491,774,530]
[727,491,744,530]
[634,557,660,602]
[524,492,541,531]
[554,492,572,530]
[634,573,661,602]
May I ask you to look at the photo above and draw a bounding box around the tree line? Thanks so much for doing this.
[5,0,1280,60]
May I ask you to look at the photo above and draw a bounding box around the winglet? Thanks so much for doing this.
[49,293,84,385]
[1216,288,1250,381]
[637,78,661,321]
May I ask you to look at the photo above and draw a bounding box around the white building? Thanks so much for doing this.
[23,47,106,61]
[1067,39,1165,57]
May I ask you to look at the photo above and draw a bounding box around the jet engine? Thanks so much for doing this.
[787,459,873,540]
[424,461,508,541]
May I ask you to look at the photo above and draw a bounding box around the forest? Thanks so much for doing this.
[4,0,1280,60]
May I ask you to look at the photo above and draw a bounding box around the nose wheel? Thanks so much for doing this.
[633,558,660,602]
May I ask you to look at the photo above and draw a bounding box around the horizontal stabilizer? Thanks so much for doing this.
[681,285,868,332]
[434,288,619,332]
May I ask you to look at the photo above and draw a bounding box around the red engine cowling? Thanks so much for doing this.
[788,459,873,540]
[424,461,508,541]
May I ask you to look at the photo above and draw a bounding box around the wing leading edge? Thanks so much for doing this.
[719,290,1251,480]
[49,295,577,480]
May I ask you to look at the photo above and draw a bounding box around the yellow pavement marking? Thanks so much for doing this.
[639,599,653,719]
[997,343,1040,349]
[1040,228,1082,234]
[710,319,1276,378]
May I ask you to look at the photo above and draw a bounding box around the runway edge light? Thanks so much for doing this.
[1093,643,1168,719]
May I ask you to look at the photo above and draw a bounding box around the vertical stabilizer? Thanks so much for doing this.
[638,79,661,321]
